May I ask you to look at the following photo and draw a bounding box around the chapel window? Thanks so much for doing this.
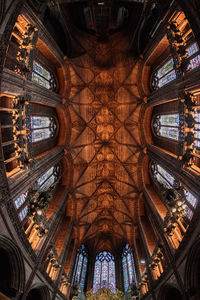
[188,42,200,70]
[122,244,137,292]
[72,245,88,290]
[36,164,60,192]
[32,61,56,91]
[193,111,200,149]
[30,116,57,143]
[152,58,176,89]
[153,114,180,141]
[93,251,116,294]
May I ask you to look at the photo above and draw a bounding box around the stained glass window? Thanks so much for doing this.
[72,245,88,290]
[93,251,116,294]
[32,61,56,90]
[19,206,28,221]
[188,42,200,70]
[15,192,28,209]
[122,244,137,292]
[153,114,180,141]
[152,162,197,219]
[152,58,176,89]
[37,165,60,192]
[193,112,200,148]
[31,116,57,143]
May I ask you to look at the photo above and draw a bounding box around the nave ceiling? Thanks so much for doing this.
[63,29,147,254]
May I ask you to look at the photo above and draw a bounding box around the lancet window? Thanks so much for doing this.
[32,61,56,90]
[122,244,137,292]
[72,245,88,290]
[15,164,60,222]
[152,58,176,89]
[151,162,197,219]
[188,42,200,70]
[93,251,116,294]
[31,116,57,143]
[193,111,200,149]
[36,164,60,192]
[153,114,180,141]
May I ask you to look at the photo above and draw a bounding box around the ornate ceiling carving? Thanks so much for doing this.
[65,32,145,254]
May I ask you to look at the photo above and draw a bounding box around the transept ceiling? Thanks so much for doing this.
[64,30,146,254]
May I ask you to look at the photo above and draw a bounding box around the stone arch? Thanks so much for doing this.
[26,285,51,300]
[185,238,200,299]
[0,235,25,297]
[158,284,183,300]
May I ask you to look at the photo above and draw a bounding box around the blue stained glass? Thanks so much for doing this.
[159,114,179,126]
[31,116,51,129]
[93,251,116,294]
[184,190,197,208]
[37,167,54,188]
[158,70,176,88]
[156,165,175,188]
[15,192,27,209]
[187,42,199,57]
[31,116,56,143]
[122,244,137,292]
[72,245,88,290]
[31,128,51,142]
[159,127,179,140]
[19,206,28,221]
[122,256,129,291]
[154,114,180,141]
[157,59,174,79]
[189,55,200,70]
[183,204,193,219]
[76,253,83,282]
[80,256,88,289]
[32,61,51,89]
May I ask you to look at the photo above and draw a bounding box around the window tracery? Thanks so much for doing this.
[93,251,116,294]
[72,244,88,290]
[32,61,56,91]
[152,58,176,89]
[153,114,180,141]
[122,244,137,292]
[37,164,60,192]
[31,116,57,143]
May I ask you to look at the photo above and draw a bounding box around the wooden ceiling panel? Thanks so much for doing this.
[65,32,145,252]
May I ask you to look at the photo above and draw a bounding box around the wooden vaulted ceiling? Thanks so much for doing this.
[60,0,149,254]
[64,30,146,254]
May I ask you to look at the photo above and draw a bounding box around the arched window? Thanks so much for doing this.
[188,42,200,70]
[32,61,56,90]
[152,58,176,89]
[37,164,60,192]
[15,164,60,222]
[122,244,137,292]
[152,40,200,90]
[93,251,116,294]
[72,245,88,290]
[153,114,180,141]
[151,162,197,219]
[30,116,57,143]
[193,111,200,149]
